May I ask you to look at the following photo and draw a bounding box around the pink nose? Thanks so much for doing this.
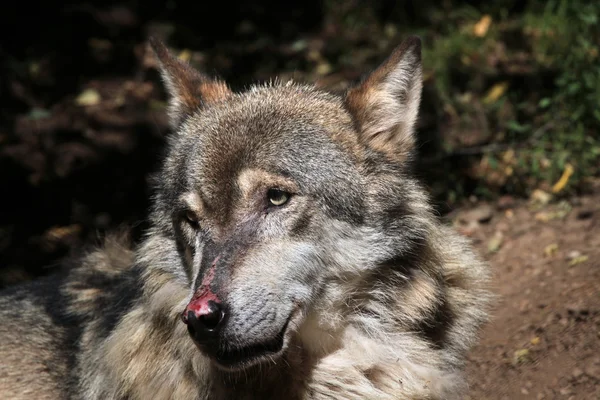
[182,289,225,338]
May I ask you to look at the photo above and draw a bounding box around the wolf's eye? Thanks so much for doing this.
[184,210,200,229]
[267,188,290,206]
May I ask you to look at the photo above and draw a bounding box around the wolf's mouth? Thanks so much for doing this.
[212,315,291,369]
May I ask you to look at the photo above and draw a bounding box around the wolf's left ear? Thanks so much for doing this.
[345,36,422,162]
[149,37,232,128]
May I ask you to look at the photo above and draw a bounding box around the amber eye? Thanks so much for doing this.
[267,188,290,206]
[184,210,200,229]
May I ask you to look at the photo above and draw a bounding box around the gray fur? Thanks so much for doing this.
[0,36,491,399]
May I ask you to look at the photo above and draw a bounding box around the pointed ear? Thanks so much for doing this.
[345,36,423,162]
[149,37,232,128]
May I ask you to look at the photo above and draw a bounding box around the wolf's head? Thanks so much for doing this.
[148,37,428,371]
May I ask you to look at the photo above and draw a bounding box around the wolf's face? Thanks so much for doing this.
[149,37,424,371]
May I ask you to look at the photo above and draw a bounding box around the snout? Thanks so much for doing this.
[182,294,226,342]
[181,284,296,370]
[182,300,225,343]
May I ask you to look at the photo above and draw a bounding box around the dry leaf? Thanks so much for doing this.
[76,89,101,106]
[473,15,492,37]
[44,224,82,241]
[513,348,530,365]
[569,255,588,266]
[544,243,558,257]
[551,163,574,193]
[502,149,516,163]
[535,209,569,222]
[178,49,192,62]
[483,81,509,104]
[530,189,552,207]
[315,62,332,76]
[487,231,504,253]
[307,50,322,62]
[384,23,397,38]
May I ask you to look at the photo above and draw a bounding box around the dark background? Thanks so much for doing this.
[0,0,598,285]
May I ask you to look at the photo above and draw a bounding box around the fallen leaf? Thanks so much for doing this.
[76,88,101,106]
[535,209,569,222]
[530,189,552,207]
[534,212,550,222]
[178,49,192,62]
[530,337,541,346]
[483,81,509,104]
[551,163,574,193]
[487,231,504,253]
[43,225,82,242]
[568,255,588,266]
[384,23,397,38]
[315,62,332,76]
[112,94,125,107]
[307,49,322,62]
[513,348,530,365]
[540,157,551,169]
[473,15,492,37]
[502,149,516,163]
[543,243,558,257]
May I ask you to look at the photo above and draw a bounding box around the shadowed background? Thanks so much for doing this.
[0,0,597,289]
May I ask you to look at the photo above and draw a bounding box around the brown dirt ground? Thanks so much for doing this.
[461,192,600,399]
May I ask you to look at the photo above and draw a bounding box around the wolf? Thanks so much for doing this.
[0,36,490,399]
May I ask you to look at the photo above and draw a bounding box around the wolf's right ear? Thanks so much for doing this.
[149,37,232,128]
[345,36,423,163]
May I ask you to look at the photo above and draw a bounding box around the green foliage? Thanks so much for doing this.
[418,0,599,199]
[523,0,600,189]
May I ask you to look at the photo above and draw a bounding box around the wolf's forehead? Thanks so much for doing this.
[186,84,352,138]
[181,87,348,154]
[175,85,362,194]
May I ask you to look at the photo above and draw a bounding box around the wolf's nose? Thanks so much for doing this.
[183,300,225,339]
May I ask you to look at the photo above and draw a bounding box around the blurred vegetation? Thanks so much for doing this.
[322,0,599,203]
[0,0,598,284]
[425,0,599,201]
[3,0,598,203]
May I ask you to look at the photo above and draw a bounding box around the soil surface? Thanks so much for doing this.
[461,192,600,399]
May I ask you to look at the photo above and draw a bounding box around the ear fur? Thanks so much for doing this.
[149,37,232,128]
[345,36,423,162]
